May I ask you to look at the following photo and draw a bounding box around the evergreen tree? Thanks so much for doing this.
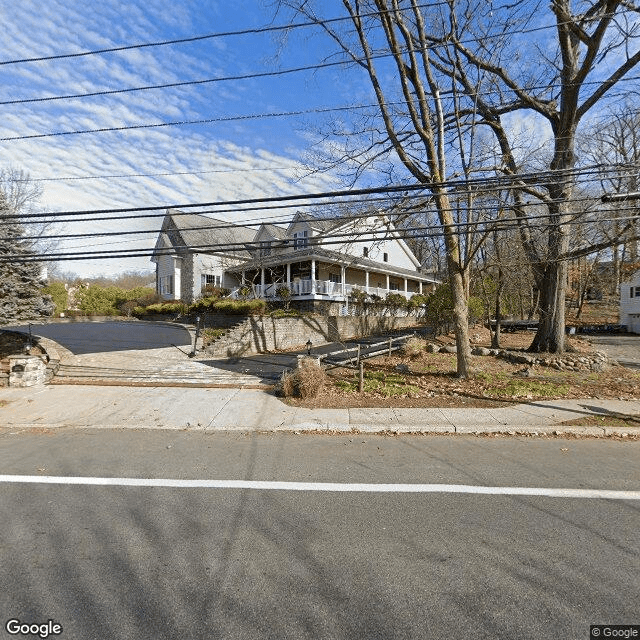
[0,186,54,323]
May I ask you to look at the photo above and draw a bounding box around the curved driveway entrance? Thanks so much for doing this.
[14,321,266,387]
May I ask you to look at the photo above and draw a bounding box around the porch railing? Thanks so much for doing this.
[232,280,416,300]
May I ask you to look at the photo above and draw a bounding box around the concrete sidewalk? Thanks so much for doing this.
[0,384,638,436]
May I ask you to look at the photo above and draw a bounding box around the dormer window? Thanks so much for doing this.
[363,247,369,257]
[259,241,271,257]
[293,230,308,250]
[383,252,388,262]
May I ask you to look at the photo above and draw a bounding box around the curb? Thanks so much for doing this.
[1,422,637,438]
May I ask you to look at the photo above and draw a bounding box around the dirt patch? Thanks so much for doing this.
[287,329,640,409]
[558,414,640,429]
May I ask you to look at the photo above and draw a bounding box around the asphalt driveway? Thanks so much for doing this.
[5,321,264,387]
[10,320,192,355]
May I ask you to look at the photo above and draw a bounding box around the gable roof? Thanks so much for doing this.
[256,223,288,240]
[161,210,256,257]
[287,211,339,234]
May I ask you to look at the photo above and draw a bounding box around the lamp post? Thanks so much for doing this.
[189,316,201,357]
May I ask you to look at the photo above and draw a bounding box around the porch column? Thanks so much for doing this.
[311,259,316,293]
[386,274,390,291]
[419,281,423,295]
[241,271,246,286]
[286,263,291,287]
[341,265,346,297]
[404,278,408,295]
[261,268,265,296]
[365,271,369,293]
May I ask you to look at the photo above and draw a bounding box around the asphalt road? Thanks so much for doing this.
[0,430,638,640]
[7,321,192,355]
[586,334,640,369]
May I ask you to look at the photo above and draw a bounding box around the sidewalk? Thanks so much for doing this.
[0,384,638,436]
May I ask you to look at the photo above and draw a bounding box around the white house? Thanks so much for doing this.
[152,209,439,306]
[620,270,640,332]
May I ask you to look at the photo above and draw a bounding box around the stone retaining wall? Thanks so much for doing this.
[205,315,423,357]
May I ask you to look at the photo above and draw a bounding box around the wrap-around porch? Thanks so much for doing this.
[232,257,434,301]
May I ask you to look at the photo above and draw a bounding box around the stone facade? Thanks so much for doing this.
[8,355,47,387]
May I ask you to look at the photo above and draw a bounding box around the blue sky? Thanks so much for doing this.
[2,1,638,278]
[1,0,361,277]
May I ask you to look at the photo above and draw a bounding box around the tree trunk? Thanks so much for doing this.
[448,264,471,377]
[529,247,569,353]
[491,268,504,349]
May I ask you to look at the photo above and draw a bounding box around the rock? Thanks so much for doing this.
[472,347,492,356]
[395,364,410,373]
[425,343,440,353]
[442,345,457,354]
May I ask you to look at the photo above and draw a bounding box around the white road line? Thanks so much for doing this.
[0,475,638,499]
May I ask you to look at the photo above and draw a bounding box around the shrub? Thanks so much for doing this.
[209,299,267,315]
[75,284,156,316]
[401,336,426,358]
[201,285,230,299]
[277,357,326,399]
[385,292,409,309]
[41,282,68,316]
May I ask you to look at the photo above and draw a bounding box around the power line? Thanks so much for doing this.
[2,2,630,68]
[0,102,385,142]
[2,162,638,228]
[7,45,640,108]
[5,207,640,263]
[0,3,450,66]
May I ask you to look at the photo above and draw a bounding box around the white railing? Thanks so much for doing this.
[243,280,416,300]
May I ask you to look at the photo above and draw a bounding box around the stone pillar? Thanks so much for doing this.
[8,355,46,388]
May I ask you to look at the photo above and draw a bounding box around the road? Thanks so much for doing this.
[585,334,640,369]
[0,430,638,640]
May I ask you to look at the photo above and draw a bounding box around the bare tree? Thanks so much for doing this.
[581,102,640,287]
[275,0,509,376]
[276,0,640,355]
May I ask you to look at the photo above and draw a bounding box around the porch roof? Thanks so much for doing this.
[228,247,439,283]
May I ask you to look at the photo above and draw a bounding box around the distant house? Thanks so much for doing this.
[620,270,640,332]
[152,209,439,307]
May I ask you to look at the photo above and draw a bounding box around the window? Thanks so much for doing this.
[159,275,173,295]
[201,274,221,291]
[363,247,369,257]
[389,281,400,291]
[383,253,388,262]
[329,273,342,283]
[631,287,640,298]
[259,241,271,257]
[293,230,308,250]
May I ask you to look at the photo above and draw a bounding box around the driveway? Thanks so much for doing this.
[6,321,267,387]
[584,334,640,369]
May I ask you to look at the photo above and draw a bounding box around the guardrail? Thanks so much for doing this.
[319,333,414,369]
